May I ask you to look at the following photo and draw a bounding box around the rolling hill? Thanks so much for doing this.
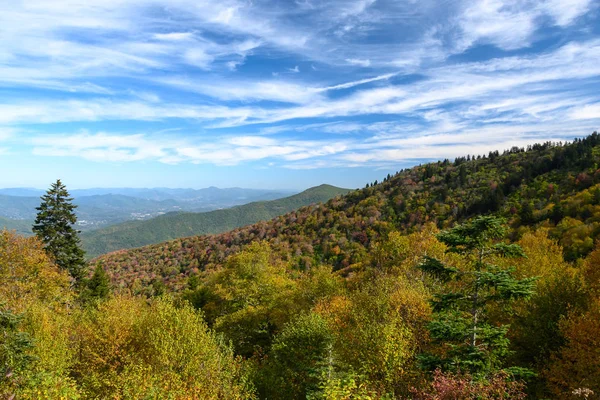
[94,132,600,292]
[82,184,351,258]
[0,216,33,236]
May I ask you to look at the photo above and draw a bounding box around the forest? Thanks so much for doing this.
[81,184,351,258]
[2,133,600,399]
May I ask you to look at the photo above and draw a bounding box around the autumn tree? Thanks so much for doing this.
[33,180,86,282]
[418,216,537,377]
[545,299,600,398]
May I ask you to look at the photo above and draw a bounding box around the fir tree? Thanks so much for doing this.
[418,216,537,377]
[33,179,86,282]
[81,263,111,302]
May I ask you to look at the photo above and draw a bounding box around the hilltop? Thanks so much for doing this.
[82,184,351,258]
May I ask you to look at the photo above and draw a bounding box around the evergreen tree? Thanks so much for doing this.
[459,164,467,186]
[519,201,535,225]
[81,263,111,302]
[551,201,564,225]
[33,179,86,282]
[418,216,537,377]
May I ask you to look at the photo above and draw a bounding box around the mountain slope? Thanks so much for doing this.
[93,132,600,292]
[0,216,32,236]
[82,184,351,258]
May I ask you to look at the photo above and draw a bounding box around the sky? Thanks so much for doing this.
[0,0,599,190]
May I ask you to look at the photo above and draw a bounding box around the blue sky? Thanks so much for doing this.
[1,0,599,190]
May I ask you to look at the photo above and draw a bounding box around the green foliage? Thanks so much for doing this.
[82,184,351,258]
[94,133,600,292]
[0,307,35,396]
[33,179,86,282]
[418,216,537,377]
[80,263,111,303]
[6,134,600,398]
[203,242,298,357]
[258,312,335,400]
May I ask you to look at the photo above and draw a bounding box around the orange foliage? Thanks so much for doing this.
[545,298,600,399]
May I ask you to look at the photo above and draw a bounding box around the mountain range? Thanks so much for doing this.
[82,184,351,258]
[0,187,296,231]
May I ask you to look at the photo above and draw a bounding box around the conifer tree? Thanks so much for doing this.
[33,179,86,282]
[418,216,537,377]
[81,263,111,302]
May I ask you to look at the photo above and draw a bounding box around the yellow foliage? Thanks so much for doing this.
[512,229,574,283]
[74,295,254,399]
[316,275,431,396]
[0,230,71,311]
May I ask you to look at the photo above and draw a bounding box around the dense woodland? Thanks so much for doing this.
[2,133,600,398]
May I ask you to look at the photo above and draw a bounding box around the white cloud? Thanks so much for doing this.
[1,0,599,172]
[457,0,537,50]
[0,128,14,142]
[542,0,592,26]
[28,130,349,166]
[569,104,600,120]
[345,58,371,67]
[184,48,215,69]
[455,0,593,51]
[153,32,195,41]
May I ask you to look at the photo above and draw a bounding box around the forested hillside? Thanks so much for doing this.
[4,133,600,399]
[82,184,351,257]
[97,133,600,290]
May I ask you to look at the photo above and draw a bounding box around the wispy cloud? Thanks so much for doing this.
[0,0,599,179]
[455,0,593,51]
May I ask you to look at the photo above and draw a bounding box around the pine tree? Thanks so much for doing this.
[418,216,537,377]
[33,179,86,282]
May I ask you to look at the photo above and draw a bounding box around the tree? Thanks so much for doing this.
[0,307,35,397]
[545,298,600,398]
[33,180,86,282]
[81,263,111,303]
[258,312,334,400]
[418,216,537,377]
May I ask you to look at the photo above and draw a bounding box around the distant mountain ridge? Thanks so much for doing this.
[0,216,32,236]
[82,184,351,258]
[0,186,296,231]
[0,186,295,201]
